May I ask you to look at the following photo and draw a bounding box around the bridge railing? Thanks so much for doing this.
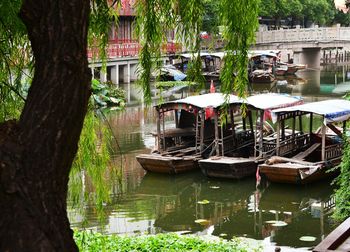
[256,25,350,44]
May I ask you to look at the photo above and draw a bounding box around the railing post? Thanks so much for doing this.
[336,23,341,40]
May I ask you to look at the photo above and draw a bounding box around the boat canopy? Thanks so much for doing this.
[157,93,242,111]
[210,52,226,59]
[249,50,278,59]
[180,52,210,59]
[246,93,303,111]
[272,99,350,124]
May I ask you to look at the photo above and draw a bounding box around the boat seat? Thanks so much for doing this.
[292,143,320,160]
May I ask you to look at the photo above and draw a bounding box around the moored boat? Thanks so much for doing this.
[136,93,242,174]
[258,99,350,184]
[249,69,275,83]
[285,63,307,75]
[199,93,304,179]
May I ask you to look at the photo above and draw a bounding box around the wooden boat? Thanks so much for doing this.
[136,93,242,174]
[314,217,350,252]
[258,99,350,184]
[249,69,275,83]
[275,64,288,76]
[285,63,307,75]
[199,93,304,179]
[170,52,224,83]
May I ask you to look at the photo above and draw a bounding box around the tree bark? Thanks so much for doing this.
[0,0,91,251]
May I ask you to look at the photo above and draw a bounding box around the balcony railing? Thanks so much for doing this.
[88,39,182,59]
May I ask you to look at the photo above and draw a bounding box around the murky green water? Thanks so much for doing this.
[69,66,349,249]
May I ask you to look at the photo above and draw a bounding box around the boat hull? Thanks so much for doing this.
[199,157,257,179]
[136,154,199,174]
[258,158,341,184]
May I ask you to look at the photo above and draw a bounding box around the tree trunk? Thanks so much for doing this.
[0,0,91,251]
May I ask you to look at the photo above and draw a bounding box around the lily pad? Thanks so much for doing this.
[197,200,210,205]
[272,221,288,227]
[299,236,316,242]
[194,219,209,225]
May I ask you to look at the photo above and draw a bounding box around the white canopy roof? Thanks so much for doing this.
[272,99,350,124]
[159,93,242,110]
[180,52,210,59]
[246,93,303,111]
[210,52,226,59]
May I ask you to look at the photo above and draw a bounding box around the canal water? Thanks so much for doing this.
[68,65,350,250]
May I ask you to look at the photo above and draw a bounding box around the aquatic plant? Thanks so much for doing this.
[74,231,262,252]
[91,79,126,109]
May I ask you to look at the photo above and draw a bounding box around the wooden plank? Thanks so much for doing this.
[265,156,314,166]
[276,116,280,156]
[174,109,179,128]
[293,143,320,160]
[259,111,264,157]
[327,123,342,137]
[214,113,219,156]
[156,109,161,152]
[314,217,350,252]
[322,123,326,161]
[310,113,313,135]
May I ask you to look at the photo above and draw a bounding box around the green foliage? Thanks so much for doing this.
[136,0,260,102]
[91,79,126,109]
[135,0,169,103]
[135,0,205,102]
[202,0,220,35]
[332,135,350,221]
[333,9,350,26]
[333,93,350,221]
[220,0,260,99]
[259,0,338,27]
[89,0,119,64]
[155,81,197,89]
[0,0,32,121]
[74,231,262,252]
[69,109,113,222]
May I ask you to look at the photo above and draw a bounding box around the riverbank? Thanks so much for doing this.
[74,231,263,251]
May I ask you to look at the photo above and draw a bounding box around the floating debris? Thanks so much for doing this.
[194,219,209,225]
[210,186,220,189]
[272,221,288,227]
[176,231,192,235]
[197,200,210,205]
[219,233,227,237]
[265,220,278,224]
[299,236,316,242]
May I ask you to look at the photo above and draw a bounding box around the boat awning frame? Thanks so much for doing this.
[272,99,350,124]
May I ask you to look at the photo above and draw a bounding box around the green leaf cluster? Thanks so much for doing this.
[0,0,32,121]
[333,134,350,221]
[259,0,340,27]
[69,109,113,222]
[74,231,262,252]
[220,0,259,99]
[91,79,126,109]
[332,93,350,221]
[135,0,260,103]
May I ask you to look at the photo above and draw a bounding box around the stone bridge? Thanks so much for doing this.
[254,25,350,68]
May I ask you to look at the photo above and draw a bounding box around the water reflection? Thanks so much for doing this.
[70,168,336,249]
[68,65,348,249]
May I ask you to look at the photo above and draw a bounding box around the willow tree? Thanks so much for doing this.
[0,0,259,251]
